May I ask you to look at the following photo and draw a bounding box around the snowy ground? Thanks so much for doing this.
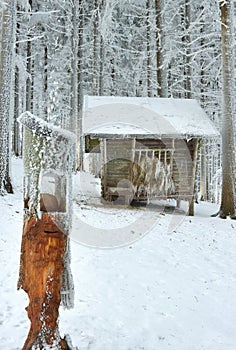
[0,158,236,349]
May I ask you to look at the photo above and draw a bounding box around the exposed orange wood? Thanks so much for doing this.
[18,213,70,350]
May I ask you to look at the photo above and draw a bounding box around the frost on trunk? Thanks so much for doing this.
[0,0,16,194]
[183,0,192,99]
[18,112,76,349]
[219,0,236,218]
[146,0,152,97]
[155,0,168,97]
[76,0,84,170]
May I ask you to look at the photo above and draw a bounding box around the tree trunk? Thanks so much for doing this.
[77,0,84,170]
[70,0,79,171]
[146,0,152,97]
[13,64,21,157]
[99,0,105,96]
[92,0,99,95]
[13,14,21,157]
[18,115,75,349]
[0,0,16,194]
[155,0,167,97]
[219,0,236,218]
[182,0,192,99]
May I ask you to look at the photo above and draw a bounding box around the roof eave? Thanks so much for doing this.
[84,132,220,140]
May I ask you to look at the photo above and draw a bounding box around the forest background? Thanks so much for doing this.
[0,1,236,348]
[0,0,236,206]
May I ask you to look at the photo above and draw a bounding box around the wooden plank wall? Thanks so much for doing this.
[101,138,197,201]
[104,139,133,190]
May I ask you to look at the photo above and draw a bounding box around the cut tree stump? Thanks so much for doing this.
[18,213,71,350]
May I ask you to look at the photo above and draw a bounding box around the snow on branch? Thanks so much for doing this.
[18,111,76,145]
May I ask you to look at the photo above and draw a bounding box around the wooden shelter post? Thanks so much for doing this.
[188,138,199,216]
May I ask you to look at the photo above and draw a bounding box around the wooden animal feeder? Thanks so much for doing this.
[17,112,76,350]
[82,96,220,215]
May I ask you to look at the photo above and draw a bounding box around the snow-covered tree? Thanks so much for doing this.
[218,0,236,218]
[155,0,167,97]
[0,0,16,194]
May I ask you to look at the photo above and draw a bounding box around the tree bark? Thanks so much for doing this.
[219,0,236,218]
[182,0,192,99]
[155,0,167,97]
[92,0,99,95]
[146,0,152,97]
[77,0,84,170]
[0,0,16,194]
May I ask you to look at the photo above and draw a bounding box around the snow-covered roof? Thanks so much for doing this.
[83,96,220,139]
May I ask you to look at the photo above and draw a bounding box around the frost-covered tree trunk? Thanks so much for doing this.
[18,114,75,350]
[198,6,207,200]
[181,0,192,99]
[92,0,99,95]
[146,0,152,97]
[12,12,22,157]
[218,0,236,218]
[77,0,84,169]
[0,0,16,194]
[98,0,105,96]
[70,0,78,131]
[155,0,167,97]
[70,0,79,171]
